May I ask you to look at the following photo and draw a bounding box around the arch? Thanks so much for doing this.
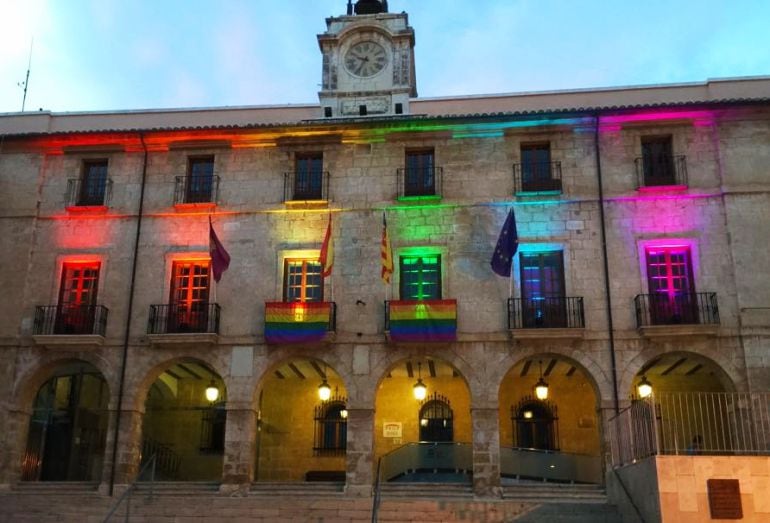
[622,348,739,397]
[21,360,109,482]
[139,358,228,482]
[255,355,349,482]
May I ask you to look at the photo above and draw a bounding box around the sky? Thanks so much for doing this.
[1,0,769,114]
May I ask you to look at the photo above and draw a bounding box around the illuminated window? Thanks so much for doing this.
[520,252,566,328]
[283,259,323,302]
[399,255,441,300]
[185,156,215,203]
[404,149,435,196]
[418,393,453,442]
[169,261,211,332]
[641,136,675,186]
[294,153,324,200]
[512,398,559,451]
[645,246,697,324]
[56,262,100,334]
[78,160,109,206]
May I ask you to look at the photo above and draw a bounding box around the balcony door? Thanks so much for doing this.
[56,262,100,334]
[519,252,566,328]
[646,247,697,324]
[169,261,210,332]
[641,136,675,186]
[186,157,214,203]
[404,149,435,196]
[294,153,324,200]
[79,160,108,206]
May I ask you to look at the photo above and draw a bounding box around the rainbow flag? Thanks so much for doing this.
[388,300,457,342]
[265,302,332,344]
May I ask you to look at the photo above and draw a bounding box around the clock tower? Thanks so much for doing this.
[317,0,417,118]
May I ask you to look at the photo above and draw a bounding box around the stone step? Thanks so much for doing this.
[512,501,623,523]
[250,481,345,496]
[132,481,221,495]
[12,481,100,493]
[378,482,474,498]
[502,487,608,503]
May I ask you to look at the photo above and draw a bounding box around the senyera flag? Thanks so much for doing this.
[209,216,231,282]
[381,213,393,283]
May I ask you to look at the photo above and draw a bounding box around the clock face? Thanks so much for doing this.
[344,41,388,77]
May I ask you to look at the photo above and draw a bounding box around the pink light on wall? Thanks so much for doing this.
[600,109,716,127]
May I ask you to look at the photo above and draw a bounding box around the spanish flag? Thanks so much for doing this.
[319,213,334,277]
[381,213,393,283]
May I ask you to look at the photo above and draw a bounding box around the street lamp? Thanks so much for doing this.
[413,361,427,400]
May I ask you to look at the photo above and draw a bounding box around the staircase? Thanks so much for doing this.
[379,481,473,499]
[503,482,622,522]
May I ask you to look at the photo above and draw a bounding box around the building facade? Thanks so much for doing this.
[1,1,769,520]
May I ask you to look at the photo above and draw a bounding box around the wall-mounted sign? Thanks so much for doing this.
[707,479,742,519]
[383,422,402,438]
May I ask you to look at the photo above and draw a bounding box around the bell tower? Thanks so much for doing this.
[317,0,416,118]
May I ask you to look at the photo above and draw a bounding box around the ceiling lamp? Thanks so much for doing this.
[637,375,653,399]
[318,363,332,401]
[413,361,427,400]
[534,360,549,400]
[205,380,220,403]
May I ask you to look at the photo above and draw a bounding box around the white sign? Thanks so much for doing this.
[383,421,402,438]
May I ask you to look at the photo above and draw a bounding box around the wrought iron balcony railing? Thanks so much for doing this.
[34,305,109,336]
[66,178,112,207]
[635,154,687,188]
[513,161,562,194]
[397,166,443,199]
[148,303,221,334]
[507,297,585,329]
[283,170,330,202]
[174,174,220,205]
[634,292,719,327]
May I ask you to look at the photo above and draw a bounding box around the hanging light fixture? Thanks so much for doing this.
[534,360,549,400]
[205,380,220,403]
[637,375,653,399]
[318,363,332,401]
[413,361,427,400]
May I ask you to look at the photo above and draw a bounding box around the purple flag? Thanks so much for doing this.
[209,216,231,282]
[490,209,518,277]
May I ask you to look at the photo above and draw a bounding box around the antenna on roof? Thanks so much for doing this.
[18,38,33,112]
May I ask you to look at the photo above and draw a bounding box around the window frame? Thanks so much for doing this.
[283,258,324,303]
[641,135,675,186]
[403,148,436,197]
[185,155,215,203]
[398,254,442,300]
[79,159,109,206]
[313,399,347,455]
[294,152,324,200]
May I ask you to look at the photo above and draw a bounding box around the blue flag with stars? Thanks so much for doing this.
[490,209,518,277]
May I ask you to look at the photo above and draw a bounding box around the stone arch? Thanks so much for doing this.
[620,346,741,396]
[13,352,114,413]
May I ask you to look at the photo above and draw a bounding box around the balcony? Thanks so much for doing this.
[635,154,687,190]
[174,174,219,207]
[384,299,457,343]
[264,301,336,344]
[65,178,112,211]
[147,303,221,345]
[32,305,108,348]
[513,161,562,195]
[396,167,443,200]
[634,292,719,337]
[283,170,330,203]
[507,297,585,339]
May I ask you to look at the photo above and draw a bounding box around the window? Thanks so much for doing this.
[313,399,347,455]
[78,160,109,206]
[512,398,559,451]
[283,259,323,302]
[418,393,453,442]
[200,403,226,453]
[519,251,566,328]
[169,260,211,332]
[294,153,324,200]
[56,262,100,334]
[645,246,698,324]
[519,143,560,192]
[641,136,675,186]
[399,255,441,300]
[404,149,435,196]
[185,156,215,203]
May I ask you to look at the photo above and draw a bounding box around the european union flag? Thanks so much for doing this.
[490,209,518,277]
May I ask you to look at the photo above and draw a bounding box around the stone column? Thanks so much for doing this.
[103,408,143,493]
[0,408,32,487]
[344,407,374,497]
[220,403,257,495]
[471,407,502,498]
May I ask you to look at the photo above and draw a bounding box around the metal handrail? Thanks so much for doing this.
[513,161,562,194]
[634,292,719,327]
[103,454,157,522]
[371,457,382,523]
[33,304,109,336]
[507,296,585,329]
[634,154,687,188]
